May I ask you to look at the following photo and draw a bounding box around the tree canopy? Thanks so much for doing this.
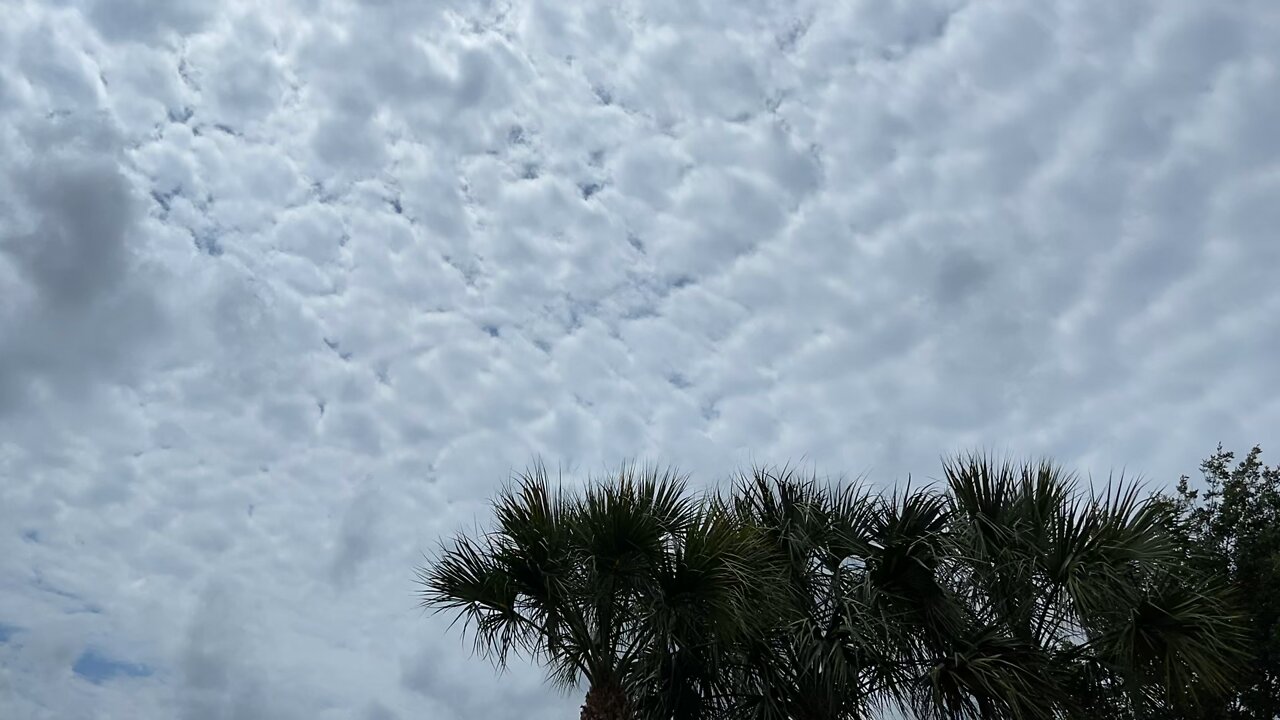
[1156,445,1280,720]
[419,455,1248,720]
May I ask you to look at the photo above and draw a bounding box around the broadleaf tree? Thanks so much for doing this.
[1156,445,1280,720]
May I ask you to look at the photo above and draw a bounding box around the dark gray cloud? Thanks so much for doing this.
[85,0,214,42]
[330,486,382,586]
[9,149,133,306]
[401,637,578,720]
[178,581,295,720]
[0,118,166,415]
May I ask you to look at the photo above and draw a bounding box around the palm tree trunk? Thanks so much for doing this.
[580,681,630,720]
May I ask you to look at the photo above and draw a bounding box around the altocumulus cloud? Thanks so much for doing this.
[2,0,1278,717]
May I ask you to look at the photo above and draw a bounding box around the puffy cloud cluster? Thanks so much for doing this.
[1,0,1277,717]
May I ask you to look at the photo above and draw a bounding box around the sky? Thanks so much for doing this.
[1,0,1278,717]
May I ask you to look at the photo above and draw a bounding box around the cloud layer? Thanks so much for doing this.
[2,0,1278,717]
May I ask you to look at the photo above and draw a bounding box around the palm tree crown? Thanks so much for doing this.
[727,457,1245,720]
[419,456,1245,720]
[418,463,772,720]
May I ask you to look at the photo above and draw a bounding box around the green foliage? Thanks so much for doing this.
[1157,445,1280,719]
[420,456,1249,720]
[418,463,778,720]
[729,458,1245,720]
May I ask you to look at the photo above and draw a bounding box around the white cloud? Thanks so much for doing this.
[2,0,1278,717]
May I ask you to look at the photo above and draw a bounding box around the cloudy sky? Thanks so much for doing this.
[1,0,1278,717]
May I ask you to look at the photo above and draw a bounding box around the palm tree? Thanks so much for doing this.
[725,466,962,720]
[420,456,1244,719]
[939,455,1245,719]
[418,464,773,720]
[726,457,1246,720]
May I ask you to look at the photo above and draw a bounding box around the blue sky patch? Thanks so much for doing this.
[72,649,153,684]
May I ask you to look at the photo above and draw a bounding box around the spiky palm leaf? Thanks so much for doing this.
[940,455,1246,719]
[420,455,1244,720]
[726,467,952,720]
[419,462,771,720]
[726,457,1245,720]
